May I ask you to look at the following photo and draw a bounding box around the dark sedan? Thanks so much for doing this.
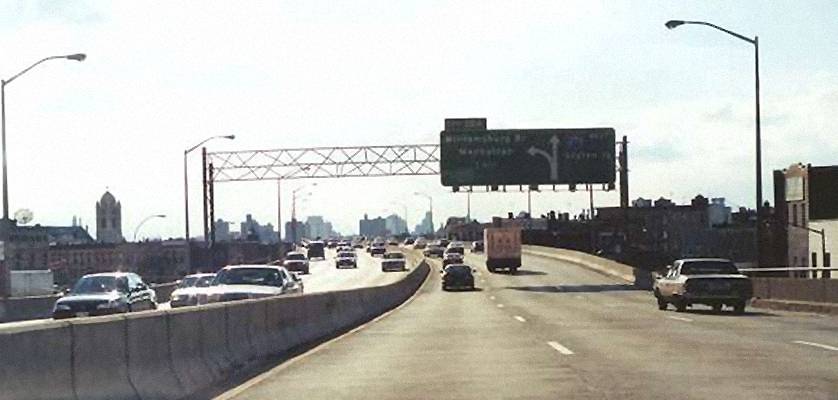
[370,244,387,257]
[441,264,476,291]
[423,245,444,258]
[53,272,157,319]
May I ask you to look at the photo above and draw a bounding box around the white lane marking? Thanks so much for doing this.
[513,315,526,323]
[793,340,838,352]
[547,341,574,355]
[667,316,693,322]
[496,304,504,308]
[489,296,496,300]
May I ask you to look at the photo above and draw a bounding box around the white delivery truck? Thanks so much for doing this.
[484,227,522,273]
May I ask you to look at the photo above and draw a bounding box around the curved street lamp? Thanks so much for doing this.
[183,134,235,242]
[134,214,166,242]
[1,53,86,220]
[289,183,316,244]
[665,19,762,266]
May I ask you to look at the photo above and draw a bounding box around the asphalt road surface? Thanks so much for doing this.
[299,247,414,294]
[217,251,838,400]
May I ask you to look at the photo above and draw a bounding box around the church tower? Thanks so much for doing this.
[96,190,123,243]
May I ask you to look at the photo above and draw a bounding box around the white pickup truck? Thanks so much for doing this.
[484,227,522,273]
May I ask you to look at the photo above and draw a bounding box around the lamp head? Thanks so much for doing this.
[66,53,86,61]
[665,20,685,29]
[224,134,236,140]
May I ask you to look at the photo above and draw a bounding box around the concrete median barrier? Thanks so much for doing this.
[246,300,271,360]
[523,245,653,289]
[125,312,185,400]
[0,294,60,323]
[198,304,234,378]
[225,300,259,368]
[0,320,73,400]
[264,296,304,352]
[0,260,430,400]
[151,282,178,303]
[70,315,138,400]
[168,307,217,393]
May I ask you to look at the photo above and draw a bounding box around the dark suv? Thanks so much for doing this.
[53,272,157,319]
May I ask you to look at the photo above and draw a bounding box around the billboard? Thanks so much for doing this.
[440,128,616,187]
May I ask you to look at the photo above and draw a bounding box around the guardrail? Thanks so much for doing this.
[0,260,430,400]
[739,267,838,272]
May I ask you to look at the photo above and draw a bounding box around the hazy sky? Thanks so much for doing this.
[1,1,837,239]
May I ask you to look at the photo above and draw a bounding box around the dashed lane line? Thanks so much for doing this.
[667,316,693,322]
[547,341,574,355]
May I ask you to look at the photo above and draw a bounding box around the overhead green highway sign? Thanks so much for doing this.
[440,127,616,187]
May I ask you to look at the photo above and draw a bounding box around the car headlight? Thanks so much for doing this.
[54,304,71,311]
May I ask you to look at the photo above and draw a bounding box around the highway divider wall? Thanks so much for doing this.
[0,260,430,400]
[751,278,838,304]
[522,245,654,290]
[0,282,178,323]
[0,294,60,323]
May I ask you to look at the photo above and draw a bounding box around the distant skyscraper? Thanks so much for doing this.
[360,214,387,238]
[96,191,123,243]
[414,211,433,235]
[215,219,231,241]
[240,214,277,244]
[285,220,306,243]
[305,216,336,239]
[385,214,407,235]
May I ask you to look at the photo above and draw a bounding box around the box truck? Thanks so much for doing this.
[484,227,521,273]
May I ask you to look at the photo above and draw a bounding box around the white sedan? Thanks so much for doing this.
[170,273,216,308]
[204,265,303,303]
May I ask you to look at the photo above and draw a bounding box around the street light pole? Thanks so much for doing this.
[1,53,86,220]
[665,19,762,266]
[183,135,235,242]
[466,191,471,222]
[290,183,316,244]
[133,214,166,242]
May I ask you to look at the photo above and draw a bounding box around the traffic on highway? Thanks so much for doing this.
[212,241,837,400]
[2,3,837,399]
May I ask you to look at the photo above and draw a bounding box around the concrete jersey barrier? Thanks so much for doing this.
[0,260,430,400]
[522,245,653,289]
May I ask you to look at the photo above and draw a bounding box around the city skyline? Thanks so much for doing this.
[1,2,837,237]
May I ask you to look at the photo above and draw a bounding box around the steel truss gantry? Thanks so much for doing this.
[201,144,440,243]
